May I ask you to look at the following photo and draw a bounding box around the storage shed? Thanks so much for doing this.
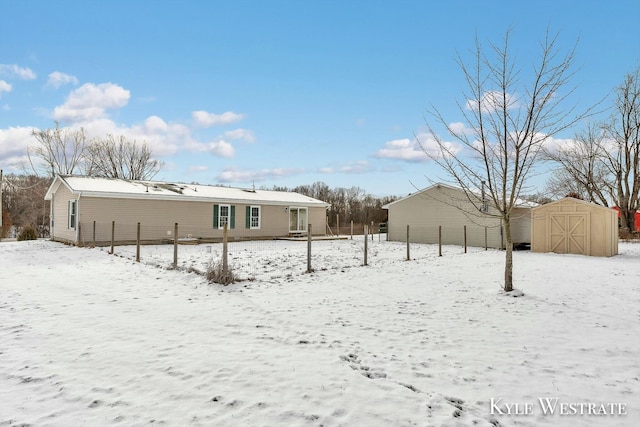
[382,183,533,249]
[531,197,618,257]
[44,175,330,246]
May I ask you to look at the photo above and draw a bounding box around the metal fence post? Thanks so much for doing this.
[438,225,442,257]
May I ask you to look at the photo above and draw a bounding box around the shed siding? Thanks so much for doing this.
[531,198,618,257]
[387,185,506,248]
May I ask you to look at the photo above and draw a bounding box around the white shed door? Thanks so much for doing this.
[548,213,589,255]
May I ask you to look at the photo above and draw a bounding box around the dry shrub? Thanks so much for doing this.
[17,226,38,241]
[206,260,235,285]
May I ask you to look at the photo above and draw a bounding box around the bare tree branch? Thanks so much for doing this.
[422,28,593,292]
[27,121,89,177]
[86,135,163,180]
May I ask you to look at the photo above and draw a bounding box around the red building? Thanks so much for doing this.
[612,206,640,230]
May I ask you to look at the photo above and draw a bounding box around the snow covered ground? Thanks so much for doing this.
[1,238,639,426]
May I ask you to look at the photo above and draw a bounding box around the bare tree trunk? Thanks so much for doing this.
[503,218,513,292]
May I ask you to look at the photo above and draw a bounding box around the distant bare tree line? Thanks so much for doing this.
[267,181,397,227]
[1,174,51,238]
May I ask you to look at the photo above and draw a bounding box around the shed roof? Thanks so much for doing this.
[531,197,613,213]
[45,175,330,207]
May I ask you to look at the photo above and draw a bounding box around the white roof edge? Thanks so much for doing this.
[531,197,611,211]
[382,182,455,208]
[383,181,537,209]
[47,175,330,206]
[44,175,71,200]
[77,191,329,206]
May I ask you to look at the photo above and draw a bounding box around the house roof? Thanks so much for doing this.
[382,182,537,209]
[44,175,330,207]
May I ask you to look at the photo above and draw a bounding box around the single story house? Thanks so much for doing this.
[44,175,330,246]
[382,183,533,249]
[531,197,618,257]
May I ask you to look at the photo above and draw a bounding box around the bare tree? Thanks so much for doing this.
[424,29,591,292]
[86,135,163,180]
[1,174,51,237]
[27,121,89,177]
[602,67,640,233]
[543,123,612,205]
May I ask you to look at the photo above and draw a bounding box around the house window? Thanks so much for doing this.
[246,206,261,229]
[68,200,77,229]
[213,204,235,229]
[219,204,230,228]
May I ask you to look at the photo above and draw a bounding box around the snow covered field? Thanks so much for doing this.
[1,238,639,426]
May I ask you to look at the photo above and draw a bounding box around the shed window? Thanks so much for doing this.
[214,204,235,229]
[246,206,261,229]
[68,200,77,230]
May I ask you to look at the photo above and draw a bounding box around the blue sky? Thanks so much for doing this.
[1,0,638,197]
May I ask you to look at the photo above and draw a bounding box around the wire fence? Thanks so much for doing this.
[77,221,502,283]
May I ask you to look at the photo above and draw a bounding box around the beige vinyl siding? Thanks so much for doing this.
[510,207,532,245]
[50,182,78,244]
[387,185,504,248]
[74,197,328,244]
[308,206,326,235]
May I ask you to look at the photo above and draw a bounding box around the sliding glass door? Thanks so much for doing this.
[289,207,308,232]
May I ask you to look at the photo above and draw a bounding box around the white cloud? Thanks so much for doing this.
[223,128,255,143]
[449,121,473,135]
[537,133,600,156]
[374,138,430,162]
[53,83,130,122]
[0,80,11,97]
[192,110,245,127]
[217,167,304,183]
[0,126,37,169]
[207,140,235,158]
[466,91,519,113]
[320,160,371,174]
[374,133,461,162]
[46,71,79,89]
[340,160,371,174]
[7,82,255,168]
[0,64,36,80]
